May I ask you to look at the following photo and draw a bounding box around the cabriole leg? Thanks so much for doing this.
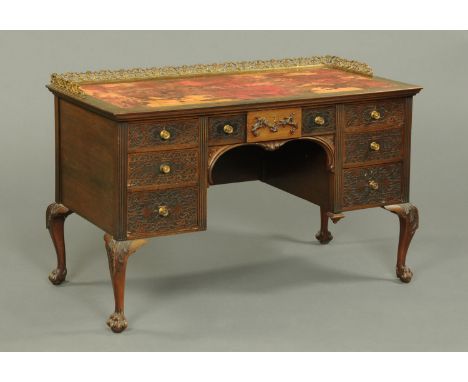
[383,203,419,283]
[46,203,73,285]
[315,208,344,244]
[315,206,333,244]
[104,234,147,333]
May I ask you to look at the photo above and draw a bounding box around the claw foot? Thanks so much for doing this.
[396,265,413,283]
[315,230,333,244]
[48,268,67,285]
[107,312,128,333]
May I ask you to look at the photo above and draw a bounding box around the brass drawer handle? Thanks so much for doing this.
[160,164,171,174]
[368,180,379,190]
[158,205,169,217]
[314,115,325,126]
[370,141,380,151]
[160,129,171,140]
[223,124,234,134]
[370,110,381,120]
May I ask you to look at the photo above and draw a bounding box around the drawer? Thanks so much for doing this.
[246,108,302,142]
[127,186,199,236]
[302,106,336,135]
[344,129,403,165]
[128,118,199,151]
[343,162,403,209]
[344,98,405,130]
[208,114,246,145]
[128,149,199,189]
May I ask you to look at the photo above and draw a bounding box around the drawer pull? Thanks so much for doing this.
[160,129,171,140]
[158,206,169,217]
[251,113,298,137]
[369,141,381,151]
[159,164,171,174]
[223,124,234,134]
[314,115,325,126]
[370,110,381,120]
[368,180,379,190]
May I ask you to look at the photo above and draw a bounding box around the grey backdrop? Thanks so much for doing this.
[0,31,467,351]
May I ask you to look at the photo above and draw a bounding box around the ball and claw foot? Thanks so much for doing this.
[315,230,333,244]
[107,312,128,333]
[48,268,67,285]
[396,265,413,283]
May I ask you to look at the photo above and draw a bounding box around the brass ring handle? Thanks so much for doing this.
[160,164,171,174]
[370,110,381,120]
[160,129,171,140]
[314,116,325,126]
[368,180,379,190]
[223,124,234,134]
[158,206,169,217]
[369,141,380,151]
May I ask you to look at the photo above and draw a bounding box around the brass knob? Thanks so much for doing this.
[370,110,381,120]
[223,124,234,134]
[160,164,171,174]
[158,206,169,217]
[368,180,379,190]
[314,115,325,126]
[370,141,380,151]
[160,129,171,140]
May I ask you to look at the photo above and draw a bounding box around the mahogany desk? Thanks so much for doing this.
[46,56,422,333]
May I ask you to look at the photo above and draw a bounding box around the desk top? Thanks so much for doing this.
[48,56,421,116]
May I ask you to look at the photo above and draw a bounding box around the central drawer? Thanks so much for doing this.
[246,108,302,142]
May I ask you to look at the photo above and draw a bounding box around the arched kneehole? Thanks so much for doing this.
[209,139,333,207]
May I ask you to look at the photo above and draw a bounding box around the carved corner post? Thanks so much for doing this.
[315,208,345,244]
[104,234,147,333]
[46,203,73,285]
[383,203,419,283]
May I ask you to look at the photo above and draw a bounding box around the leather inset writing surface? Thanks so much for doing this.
[80,67,404,111]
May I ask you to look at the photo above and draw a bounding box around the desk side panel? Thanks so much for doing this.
[58,99,117,234]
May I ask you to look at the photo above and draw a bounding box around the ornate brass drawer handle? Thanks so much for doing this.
[157,205,169,217]
[160,129,171,140]
[223,124,234,134]
[314,115,325,126]
[251,113,297,137]
[368,180,379,190]
[159,164,171,174]
[369,141,380,151]
[370,110,381,120]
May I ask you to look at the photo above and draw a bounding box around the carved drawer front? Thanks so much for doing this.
[127,187,199,237]
[246,108,302,142]
[344,128,403,165]
[128,118,199,151]
[302,106,336,135]
[343,162,403,209]
[344,98,405,130]
[128,149,199,189]
[208,114,246,145]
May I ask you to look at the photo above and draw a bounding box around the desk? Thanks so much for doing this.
[46,56,422,333]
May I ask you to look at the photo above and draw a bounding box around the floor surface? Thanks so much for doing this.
[1,182,466,351]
